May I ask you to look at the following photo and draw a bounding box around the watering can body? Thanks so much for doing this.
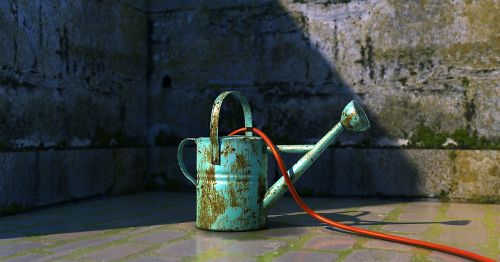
[177,91,269,231]
[178,91,370,231]
[194,136,268,231]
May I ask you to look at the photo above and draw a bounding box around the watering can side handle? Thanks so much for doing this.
[177,138,197,186]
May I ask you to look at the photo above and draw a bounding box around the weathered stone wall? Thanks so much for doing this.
[148,0,499,201]
[0,0,497,213]
[0,1,149,214]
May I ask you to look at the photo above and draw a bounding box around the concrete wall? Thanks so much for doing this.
[0,0,498,214]
[0,1,149,214]
[148,0,499,202]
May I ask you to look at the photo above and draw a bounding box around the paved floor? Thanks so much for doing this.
[0,192,498,261]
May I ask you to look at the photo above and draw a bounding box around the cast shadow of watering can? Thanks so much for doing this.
[177,91,370,231]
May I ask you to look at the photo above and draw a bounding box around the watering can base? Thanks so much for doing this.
[195,219,268,232]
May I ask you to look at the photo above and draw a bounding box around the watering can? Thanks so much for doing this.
[177,91,370,231]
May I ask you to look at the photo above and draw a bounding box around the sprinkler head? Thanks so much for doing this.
[340,100,370,131]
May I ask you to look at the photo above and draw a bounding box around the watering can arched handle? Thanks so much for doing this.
[210,91,253,164]
[177,138,197,186]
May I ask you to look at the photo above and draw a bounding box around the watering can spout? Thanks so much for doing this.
[263,100,370,211]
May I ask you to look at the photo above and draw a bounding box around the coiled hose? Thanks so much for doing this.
[229,127,494,262]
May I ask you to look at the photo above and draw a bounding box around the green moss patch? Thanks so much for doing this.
[409,126,499,149]
[0,203,30,216]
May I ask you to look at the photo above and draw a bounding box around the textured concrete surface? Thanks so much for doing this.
[0,192,498,261]
[0,148,147,215]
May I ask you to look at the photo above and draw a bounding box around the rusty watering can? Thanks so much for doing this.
[177,91,370,231]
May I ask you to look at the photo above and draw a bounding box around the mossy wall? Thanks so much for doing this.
[0,1,149,150]
[0,1,149,215]
[148,0,499,201]
[0,0,497,211]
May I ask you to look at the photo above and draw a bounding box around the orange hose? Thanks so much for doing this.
[229,127,494,262]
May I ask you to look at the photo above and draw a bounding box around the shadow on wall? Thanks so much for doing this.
[149,1,424,197]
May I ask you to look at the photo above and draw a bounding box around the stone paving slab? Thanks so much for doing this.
[343,249,413,262]
[362,239,414,252]
[0,192,498,261]
[274,250,339,262]
[82,243,151,261]
[303,235,356,251]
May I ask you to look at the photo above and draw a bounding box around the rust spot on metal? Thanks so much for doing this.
[206,166,215,182]
[202,147,212,163]
[210,100,222,163]
[341,111,356,129]
[198,165,227,229]
[236,212,251,228]
[221,144,235,157]
[235,153,248,170]
[225,151,249,211]
[228,187,238,207]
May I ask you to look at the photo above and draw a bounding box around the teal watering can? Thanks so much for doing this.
[178,91,370,231]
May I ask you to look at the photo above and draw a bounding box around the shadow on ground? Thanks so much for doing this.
[0,192,469,240]
[268,211,469,229]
